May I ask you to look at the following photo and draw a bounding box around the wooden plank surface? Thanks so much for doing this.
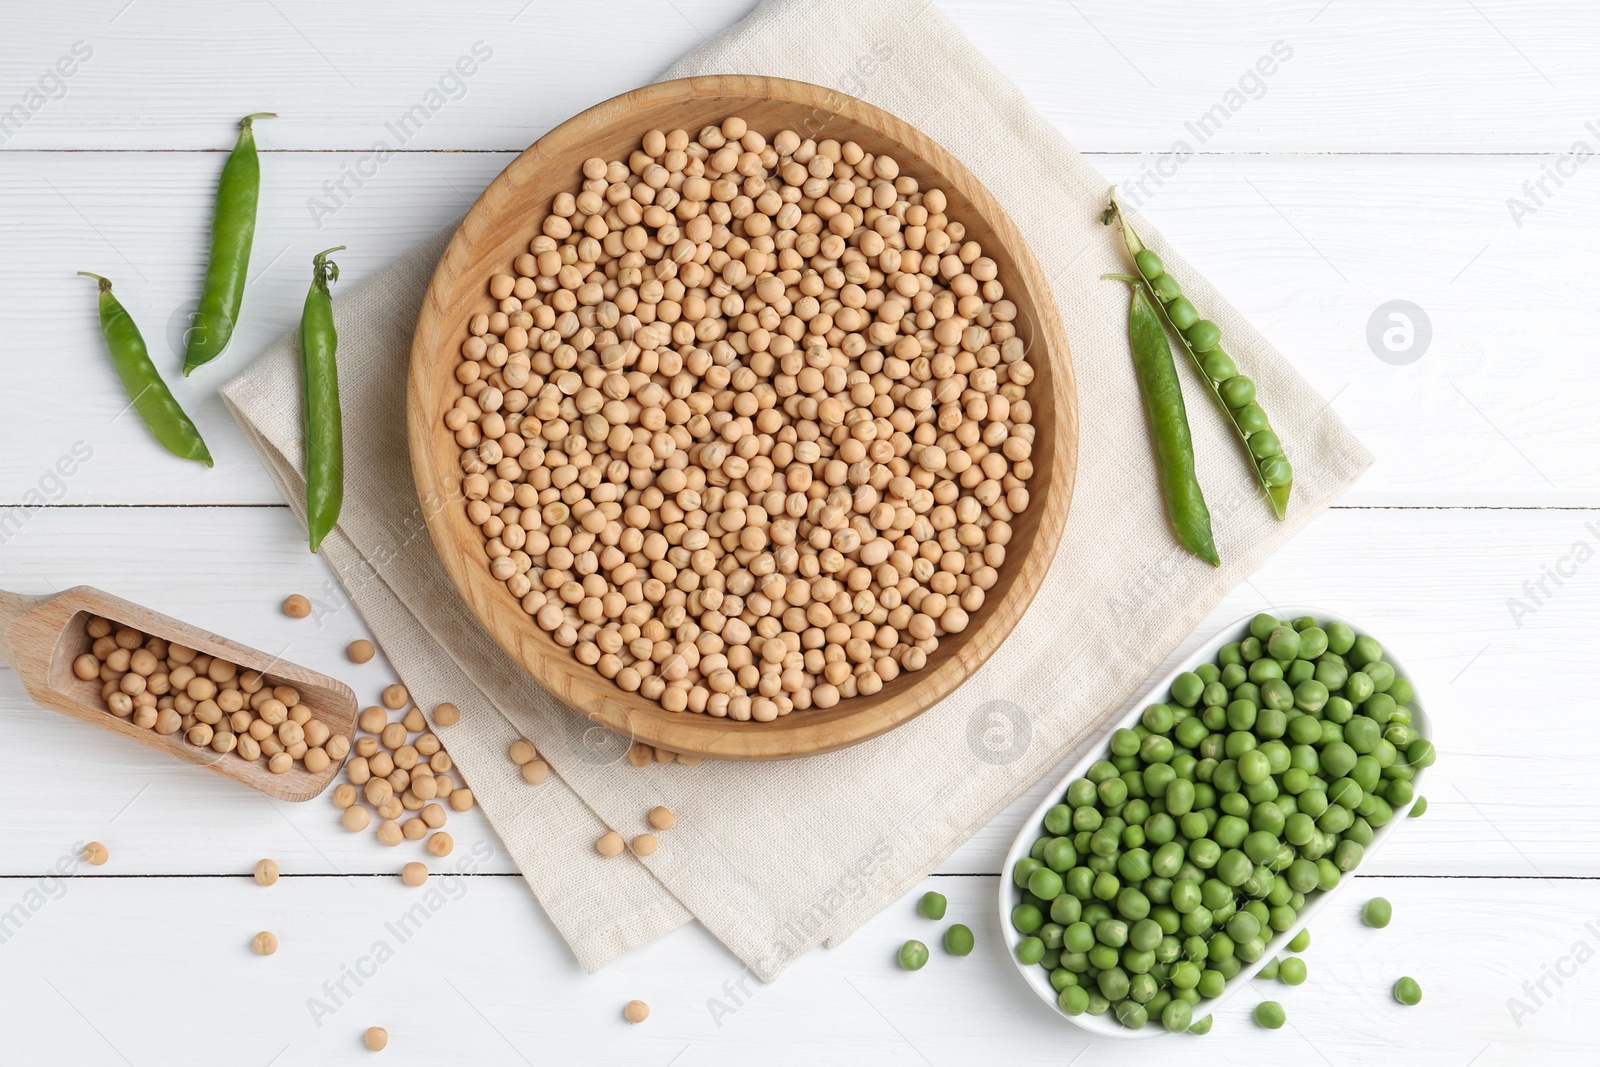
[2,0,1596,1063]
[3,151,1597,506]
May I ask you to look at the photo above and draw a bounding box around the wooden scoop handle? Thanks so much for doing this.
[0,588,56,672]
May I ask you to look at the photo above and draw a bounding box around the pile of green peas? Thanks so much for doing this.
[1010,613,1433,1032]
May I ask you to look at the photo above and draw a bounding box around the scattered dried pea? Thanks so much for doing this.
[433,702,461,727]
[647,806,675,831]
[427,832,454,857]
[254,859,280,886]
[623,1000,649,1024]
[342,806,372,832]
[402,707,425,733]
[82,841,109,866]
[380,684,408,710]
[347,640,375,664]
[401,862,428,887]
[632,833,658,857]
[282,594,311,619]
[358,706,387,733]
[508,739,537,765]
[252,931,279,956]
[521,760,549,785]
[364,1026,388,1051]
[376,820,403,846]
[596,831,625,858]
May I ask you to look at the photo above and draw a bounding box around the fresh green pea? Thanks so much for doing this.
[1266,627,1300,661]
[1015,937,1045,965]
[1058,985,1090,1014]
[918,892,947,920]
[1171,672,1205,708]
[1051,895,1084,925]
[1161,997,1194,1032]
[1406,739,1437,769]
[1186,320,1222,353]
[934,921,972,953]
[1409,795,1428,818]
[1296,627,1329,660]
[1393,976,1422,1005]
[1236,403,1269,434]
[1151,272,1183,302]
[1324,622,1355,654]
[1253,1000,1286,1029]
[1044,837,1078,872]
[1367,661,1396,693]
[1362,897,1392,928]
[1167,297,1200,330]
[1134,250,1165,277]
[1028,868,1064,901]
[1238,750,1271,786]
[1294,680,1329,712]
[1013,858,1043,888]
[1201,350,1236,381]
[1098,966,1131,1001]
[899,940,929,970]
[1278,957,1307,985]
[1115,1000,1148,1029]
[1188,1013,1214,1034]
[1348,635,1383,669]
[1012,903,1043,934]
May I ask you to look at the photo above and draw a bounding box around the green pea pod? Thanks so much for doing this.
[1120,280,1219,567]
[184,112,275,375]
[79,273,212,467]
[1103,189,1293,519]
[300,246,345,553]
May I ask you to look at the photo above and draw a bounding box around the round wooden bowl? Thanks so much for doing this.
[409,75,1077,761]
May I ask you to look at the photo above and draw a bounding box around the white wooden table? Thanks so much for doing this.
[3,2,1596,1062]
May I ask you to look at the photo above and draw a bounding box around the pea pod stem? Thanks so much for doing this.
[300,246,345,553]
[1117,278,1219,567]
[183,112,275,376]
[79,272,212,467]
[1103,188,1292,519]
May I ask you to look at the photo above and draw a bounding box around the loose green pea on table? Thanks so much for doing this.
[1010,612,1432,1032]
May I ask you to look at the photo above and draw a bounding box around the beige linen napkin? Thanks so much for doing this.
[222,0,1371,981]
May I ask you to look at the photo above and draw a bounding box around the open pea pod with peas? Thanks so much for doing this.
[1103,189,1293,520]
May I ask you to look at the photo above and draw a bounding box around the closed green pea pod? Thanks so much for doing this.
[1119,283,1219,566]
[299,246,346,552]
[79,273,213,468]
[185,113,275,375]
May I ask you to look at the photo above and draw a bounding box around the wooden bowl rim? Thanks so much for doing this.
[408,74,1078,760]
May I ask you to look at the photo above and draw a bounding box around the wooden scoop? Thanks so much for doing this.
[0,585,357,802]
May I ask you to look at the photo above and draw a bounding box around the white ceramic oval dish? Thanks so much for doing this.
[998,607,1430,1038]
